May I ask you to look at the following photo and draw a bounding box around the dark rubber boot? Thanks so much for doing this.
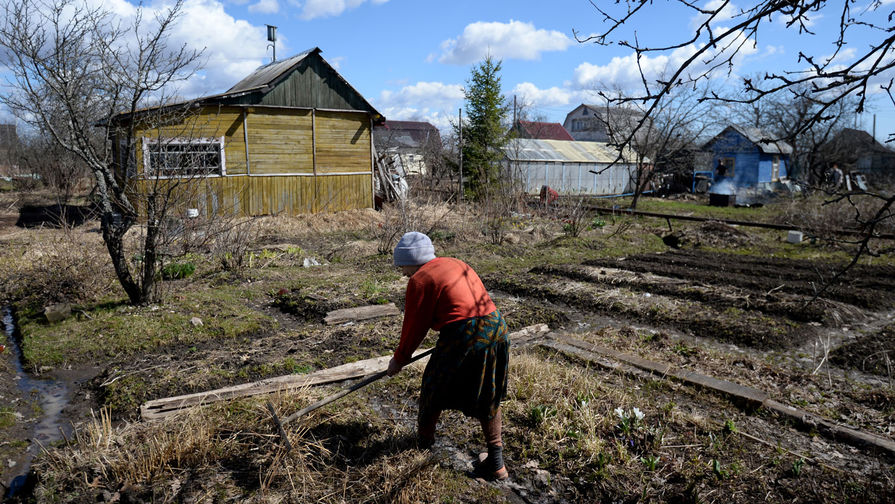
[474,444,508,481]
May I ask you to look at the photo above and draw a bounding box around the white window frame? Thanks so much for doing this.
[141,136,226,178]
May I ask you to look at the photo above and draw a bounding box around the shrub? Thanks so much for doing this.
[0,230,112,312]
[159,262,196,280]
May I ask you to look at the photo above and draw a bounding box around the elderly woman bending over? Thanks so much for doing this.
[387,232,510,481]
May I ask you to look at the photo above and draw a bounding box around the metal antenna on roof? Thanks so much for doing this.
[266,25,277,63]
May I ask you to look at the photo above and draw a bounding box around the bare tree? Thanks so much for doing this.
[724,77,859,185]
[578,0,894,260]
[597,81,720,208]
[578,1,893,139]
[16,130,90,206]
[0,0,203,304]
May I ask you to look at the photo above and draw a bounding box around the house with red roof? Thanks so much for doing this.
[513,120,574,141]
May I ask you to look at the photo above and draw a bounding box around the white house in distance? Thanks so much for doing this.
[503,138,639,196]
[563,103,648,143]
[373,120,442,177]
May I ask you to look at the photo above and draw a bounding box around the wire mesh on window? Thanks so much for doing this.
[148,141,222,177]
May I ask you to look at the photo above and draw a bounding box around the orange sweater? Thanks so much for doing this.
[394,257,496,365]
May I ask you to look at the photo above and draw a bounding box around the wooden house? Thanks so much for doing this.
[702,125,791,188]
[819,128,895,176]
[112,47,384,216]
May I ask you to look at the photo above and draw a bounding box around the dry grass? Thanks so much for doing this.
[30,387,475,502]
[779,193,895,238]
[0,225,116,311]
[256,208,384,238]
[505,351,651,472]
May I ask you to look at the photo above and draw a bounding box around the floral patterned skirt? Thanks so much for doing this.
[418,310,509,421]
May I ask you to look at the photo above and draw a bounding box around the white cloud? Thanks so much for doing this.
[374,81,465,129]
[825,47,857,66]
[248,0,279,14]
[299,0,388,20]
[66,0,271,99]
[512,82,577,109]
[574,28,758,92]
[438,20,572,65]
[691,0,740,31]
[377,81,464,109]
[328,56,344,70]
[168,0,274,97]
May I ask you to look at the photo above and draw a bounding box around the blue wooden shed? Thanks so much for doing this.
[702,125,792,188]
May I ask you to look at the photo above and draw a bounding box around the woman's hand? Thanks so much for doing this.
[387,357,403,376]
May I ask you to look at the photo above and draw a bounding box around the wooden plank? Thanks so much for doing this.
[141,324,552,420]
[543,334,895,459]
[324,303,401,325]
[140,352,417,421]
[763,400,895,458]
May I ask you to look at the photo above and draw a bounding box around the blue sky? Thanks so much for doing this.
[5,0,895,141]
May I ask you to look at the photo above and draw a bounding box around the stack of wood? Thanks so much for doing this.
[373,151,407,204]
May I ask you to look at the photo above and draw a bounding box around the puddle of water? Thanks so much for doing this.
[2,306,71,497]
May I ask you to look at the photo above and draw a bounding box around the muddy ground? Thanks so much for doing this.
[2,201,895,502]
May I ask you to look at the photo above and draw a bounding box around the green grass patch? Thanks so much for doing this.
[468,224,667,277]
[0,406,16,428]
[612,197,783,222]
[19,284,277,368]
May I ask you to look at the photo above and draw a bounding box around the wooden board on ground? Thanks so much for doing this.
[541,333,895,459]
[141,354,403,420]
[324,303,401,325]
[141,324,550,420]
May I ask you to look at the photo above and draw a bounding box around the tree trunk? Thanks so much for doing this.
[140,195,161,304]
[630,167,645,209]
[101,211,142,304]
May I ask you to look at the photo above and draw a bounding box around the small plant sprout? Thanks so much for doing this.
[792,457,805,477]
[723,419,737,434]
[576,391,592,408]
[712,459,728,480]
[640,455,660,471]
[529,404,557,426]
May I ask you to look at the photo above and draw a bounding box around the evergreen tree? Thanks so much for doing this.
[460,56,509,200]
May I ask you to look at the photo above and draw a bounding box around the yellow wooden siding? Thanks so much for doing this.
[129,174,371,216]
[245,109,314,175]
[127,106,373,215]
[134,107,248,176]
[315,111,371,174]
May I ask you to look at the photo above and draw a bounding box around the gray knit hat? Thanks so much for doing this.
[393,231,436,266]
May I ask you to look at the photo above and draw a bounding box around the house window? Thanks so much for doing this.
[771,155,780,181]
[142,137,226,177]
[720,157,736,176]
